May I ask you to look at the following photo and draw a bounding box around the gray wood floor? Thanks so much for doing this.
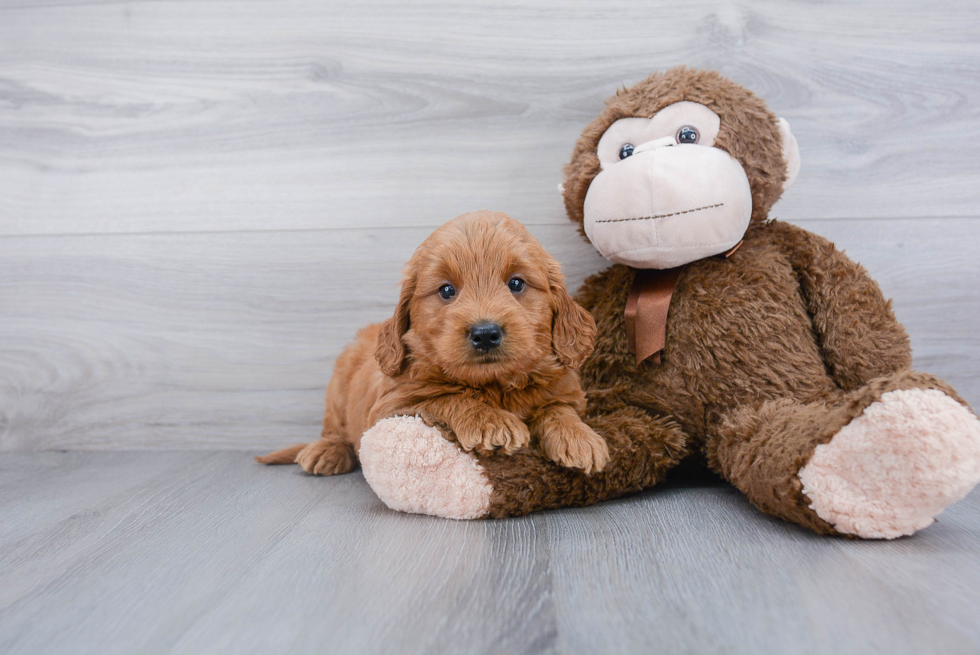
[0,451,978,655]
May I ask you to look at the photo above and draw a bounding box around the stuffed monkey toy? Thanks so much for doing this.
[358,67,980,538]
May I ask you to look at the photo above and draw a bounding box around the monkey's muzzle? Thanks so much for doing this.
[583,143,752,269]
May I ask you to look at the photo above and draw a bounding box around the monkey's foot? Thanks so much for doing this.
[360,416,492,519]
[799,389,980,539]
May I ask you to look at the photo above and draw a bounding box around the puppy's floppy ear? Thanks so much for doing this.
[547,259,596,369]
[375,268,417,377]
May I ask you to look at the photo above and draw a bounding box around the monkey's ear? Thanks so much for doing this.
[778,118,801,191]
[375,271,416,377]
[548,261,597,369]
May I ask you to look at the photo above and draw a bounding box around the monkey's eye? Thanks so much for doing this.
[507,277,526,293]
[676,126,700,144]
[438,284,456,300]
[618,144,635,160]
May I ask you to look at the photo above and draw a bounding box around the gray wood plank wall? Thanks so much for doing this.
[2,0,978,450]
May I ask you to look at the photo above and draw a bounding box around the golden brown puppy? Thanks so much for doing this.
[257,211,609,475]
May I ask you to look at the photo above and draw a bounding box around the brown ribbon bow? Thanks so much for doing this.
[625,241,742,366]
[625,267,683,366]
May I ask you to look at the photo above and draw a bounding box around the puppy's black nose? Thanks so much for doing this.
[469,322,503,351]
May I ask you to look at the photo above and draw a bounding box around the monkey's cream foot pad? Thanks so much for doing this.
[360,415,492,519]
[799,389,980,539]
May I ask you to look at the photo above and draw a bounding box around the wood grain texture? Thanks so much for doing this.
[1,218,978,451]
[1,0,979,236]
[1,0,979,452]
[0,452,978,655]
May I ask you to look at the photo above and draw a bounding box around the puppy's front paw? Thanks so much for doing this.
[454,408,531,455]
[539,421,610,475]
[296,438,357,476]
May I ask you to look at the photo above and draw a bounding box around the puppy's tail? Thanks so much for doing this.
[255,443,307,465]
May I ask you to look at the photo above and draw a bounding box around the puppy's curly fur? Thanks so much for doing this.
[257,211,608,475]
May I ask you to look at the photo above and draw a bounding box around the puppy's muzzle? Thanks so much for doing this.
[468,322,503,352]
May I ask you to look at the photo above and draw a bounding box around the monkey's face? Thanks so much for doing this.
[563,69,801,270]
[584,102,752,269]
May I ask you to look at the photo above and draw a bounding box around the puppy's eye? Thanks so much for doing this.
[438,284,456,300]
[619,144,635,160]
[507,277,526,293]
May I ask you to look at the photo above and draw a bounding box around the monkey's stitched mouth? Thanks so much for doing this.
[594,203,724,224]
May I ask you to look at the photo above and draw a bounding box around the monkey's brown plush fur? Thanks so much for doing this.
[357,69,980,537]
[479,226,961,532]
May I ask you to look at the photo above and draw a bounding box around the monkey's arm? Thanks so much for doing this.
[475,406,689,517]
[765,220,912,390]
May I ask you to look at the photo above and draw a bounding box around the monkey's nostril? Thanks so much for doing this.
[468,322,503,352]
